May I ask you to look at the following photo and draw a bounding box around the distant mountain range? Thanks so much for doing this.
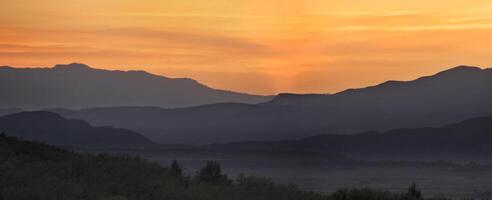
[268,65,492,112]
[0,111,156,148]
[208,116,492,160]
[1,111,490,161]
[0,63,272,109]
[42,65,491,144]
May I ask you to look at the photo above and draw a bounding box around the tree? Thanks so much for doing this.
[405,182,423,200]
[195,161,232,186]
[169,160,183,177]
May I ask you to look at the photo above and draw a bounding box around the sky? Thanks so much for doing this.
[1,0,492,95]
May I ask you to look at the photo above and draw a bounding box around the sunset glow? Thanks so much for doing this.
[2,0,492,94]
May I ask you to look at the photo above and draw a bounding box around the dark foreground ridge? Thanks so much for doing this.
[0,134,462,200]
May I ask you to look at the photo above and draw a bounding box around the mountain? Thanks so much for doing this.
[49,104,307,144]
[48,65,492,144]
[268,66,492,112]
[0,63,272,109]
[0,108,23,116]
[207,116,492,160]
[0,111,157,148]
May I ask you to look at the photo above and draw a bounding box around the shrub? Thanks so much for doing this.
[236,173,275,191]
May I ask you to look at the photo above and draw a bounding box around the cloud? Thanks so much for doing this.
[329,24,492,32]
[97,28,278,57]
[301,9,492,32]
[102,12,283,20]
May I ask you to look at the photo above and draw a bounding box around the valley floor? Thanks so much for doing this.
[102,149,492,199]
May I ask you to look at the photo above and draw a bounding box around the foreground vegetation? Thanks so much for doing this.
[0,133,460,200]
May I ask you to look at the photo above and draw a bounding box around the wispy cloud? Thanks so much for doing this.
[328,24,492,32]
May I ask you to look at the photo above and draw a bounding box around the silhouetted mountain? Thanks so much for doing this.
[208,116,492,159]
[0,108,23,116]
[48,66,492,144]
[268,66,491,112]
[0,111,156,148]
[0,63,272,109]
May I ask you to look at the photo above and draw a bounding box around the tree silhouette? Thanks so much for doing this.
[196,161,232,185]
[169,159,183,177]
[406,182,423,200]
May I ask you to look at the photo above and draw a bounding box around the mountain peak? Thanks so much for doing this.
[53,63,93,70]
[436,65,482,75]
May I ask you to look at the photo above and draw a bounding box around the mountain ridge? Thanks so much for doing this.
[0,111,157,148]
[269,65,490,105]
[206,116,492,160]
[0,63,273,109]
[44,65,492,144]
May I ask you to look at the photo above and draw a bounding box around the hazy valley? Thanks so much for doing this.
[1,63,491,199]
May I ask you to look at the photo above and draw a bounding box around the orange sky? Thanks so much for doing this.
[1,0,492,95]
